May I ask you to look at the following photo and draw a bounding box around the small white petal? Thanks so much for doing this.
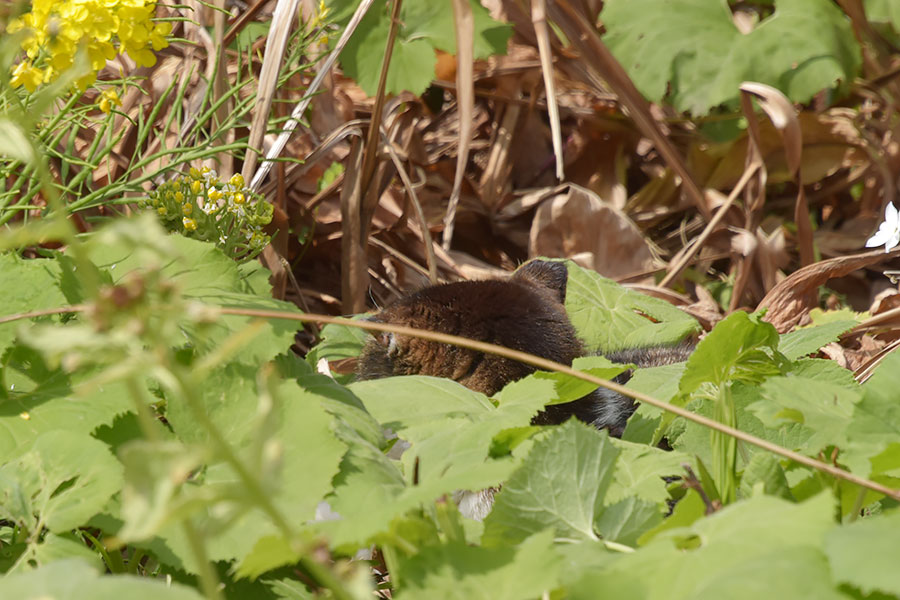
[867,229,892,247]
[886,201,899,225]
[886,231,900,253]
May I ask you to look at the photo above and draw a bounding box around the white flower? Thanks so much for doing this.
[866,202,900,253]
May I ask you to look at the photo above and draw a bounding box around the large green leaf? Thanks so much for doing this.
[0,254,69,356]
[0,346,132,462]
[602,0,860,115]
[329,0,512,96]
[825,510,900,596]
[564,262,699,351]
[396,530,560,600]
[0,430,122,534]
[778,320,858,361]
[571,493,847,599]
[1,559,204,600]
[482,420,620,545]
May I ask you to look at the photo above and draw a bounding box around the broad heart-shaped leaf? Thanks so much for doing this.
[570,493,845,600]
[825,510,900,596]
[777,320,858,361]
[606,438,687,507]
[482,420,620,546]
[0,345,132,463]
[80,225,299,366]
[602,0,860,115]
[0,254,70,357]
[749,370,861,455]
[1,558,204,600]
[842,351,900,478]
[146,374,346,569]
[396,530,560,600]
[330,0,512,96]
[679,311,785,395]
[0,430,122,534]
[351,376,549,486]
[117,440,207,542]
[564,261,699,352]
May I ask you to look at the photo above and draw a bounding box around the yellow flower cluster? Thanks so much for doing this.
[146,167,274,261]
[8,0,172,91]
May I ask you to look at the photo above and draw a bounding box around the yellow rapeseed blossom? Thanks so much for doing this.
[8,0,172,91]
[98,88,121,114]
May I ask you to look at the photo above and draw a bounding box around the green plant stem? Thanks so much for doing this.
[182,518,223,600]
[128,547,147,574]
[81,530,119,573]
[711,385,737,505]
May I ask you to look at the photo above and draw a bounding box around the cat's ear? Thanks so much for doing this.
[512,259,568,304]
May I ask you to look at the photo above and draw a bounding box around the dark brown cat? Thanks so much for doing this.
[357,260,692,436]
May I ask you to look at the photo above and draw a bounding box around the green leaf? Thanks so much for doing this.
[602,0,860,115]
[680,311,784,395]
[331,0,512,96]
[0,347,132,462]
[0,118,35,163]
[606,438,687,507]
[117,440,207,542]
[396,530,560,600]
[564,261,699,351]
[305,320,371,384]
[867,0,900,34]
[739,452,793,501]
[574,493,843,600]
[482,420,620,545]
[532,355,628,405]
[621,362,687,443]
[778,320,858,360]
[235,535,300,581]
[825,510,900,596]
[843,351,900,478]
[750,373,861,454]
[595,497,663,547]
[1,558,205,600]
[0,430,123,534]
[81,222,299,366]
[0,254,69,356]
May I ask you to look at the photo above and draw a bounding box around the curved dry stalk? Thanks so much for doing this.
[242,0,303,181]
[659,164,760,288]
[532,0,564,181]
[441,0,475,251]
[381,129,439,283]
[248,0,378,192]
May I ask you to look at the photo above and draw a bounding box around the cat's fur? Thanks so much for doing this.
[357,260,692,436]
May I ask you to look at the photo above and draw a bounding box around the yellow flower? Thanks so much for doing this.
[229,173,244,188]
[9,0,171,91]
[183,217,197,231]
[182,202,192,215]
[98,88,121,114]
[10,62,46,92]
[232,192,245,205]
